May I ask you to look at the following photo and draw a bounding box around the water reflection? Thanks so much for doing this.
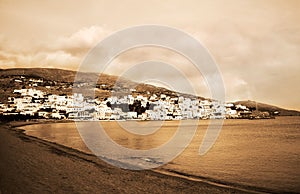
[23,117,300,193]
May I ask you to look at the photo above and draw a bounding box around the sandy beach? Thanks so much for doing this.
[0,121,253,194]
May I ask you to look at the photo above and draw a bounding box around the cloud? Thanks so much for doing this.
[0,19,299,109]
[49,25,109,55]
[0,26,110,69]
[103,47,212,98]
[0,50,80,69]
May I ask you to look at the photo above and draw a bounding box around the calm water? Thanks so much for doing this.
[23,117,300,193]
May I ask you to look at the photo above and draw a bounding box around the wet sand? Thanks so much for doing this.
[0,122,250,194]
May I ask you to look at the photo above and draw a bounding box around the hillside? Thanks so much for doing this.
[0,68,200,102]
[234,100,300,116]
[0,68,115,84]
[0,68,299,116]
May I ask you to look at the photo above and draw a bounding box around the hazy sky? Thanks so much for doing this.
[0,0,299,110]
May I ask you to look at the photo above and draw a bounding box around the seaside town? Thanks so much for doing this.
[0,75,271,121]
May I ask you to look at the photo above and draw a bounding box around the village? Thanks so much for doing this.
[0,76,254,121]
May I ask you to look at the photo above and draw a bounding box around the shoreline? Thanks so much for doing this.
[0,121,290,194]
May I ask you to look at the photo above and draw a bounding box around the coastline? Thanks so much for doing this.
[0,121,283,194]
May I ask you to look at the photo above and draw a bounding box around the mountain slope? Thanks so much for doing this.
[234,100,300,116]
[0,68,299,116]
[0,68,200,102]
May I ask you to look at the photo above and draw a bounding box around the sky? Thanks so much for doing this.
[0,0,299,110]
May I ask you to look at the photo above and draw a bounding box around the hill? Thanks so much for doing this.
[0,68,200,103]
[233,100,300,116]
[0,68,299,116]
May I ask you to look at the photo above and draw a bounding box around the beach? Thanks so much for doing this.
[0,122,249,194]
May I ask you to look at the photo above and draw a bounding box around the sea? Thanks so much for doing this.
[22,116,300,193]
